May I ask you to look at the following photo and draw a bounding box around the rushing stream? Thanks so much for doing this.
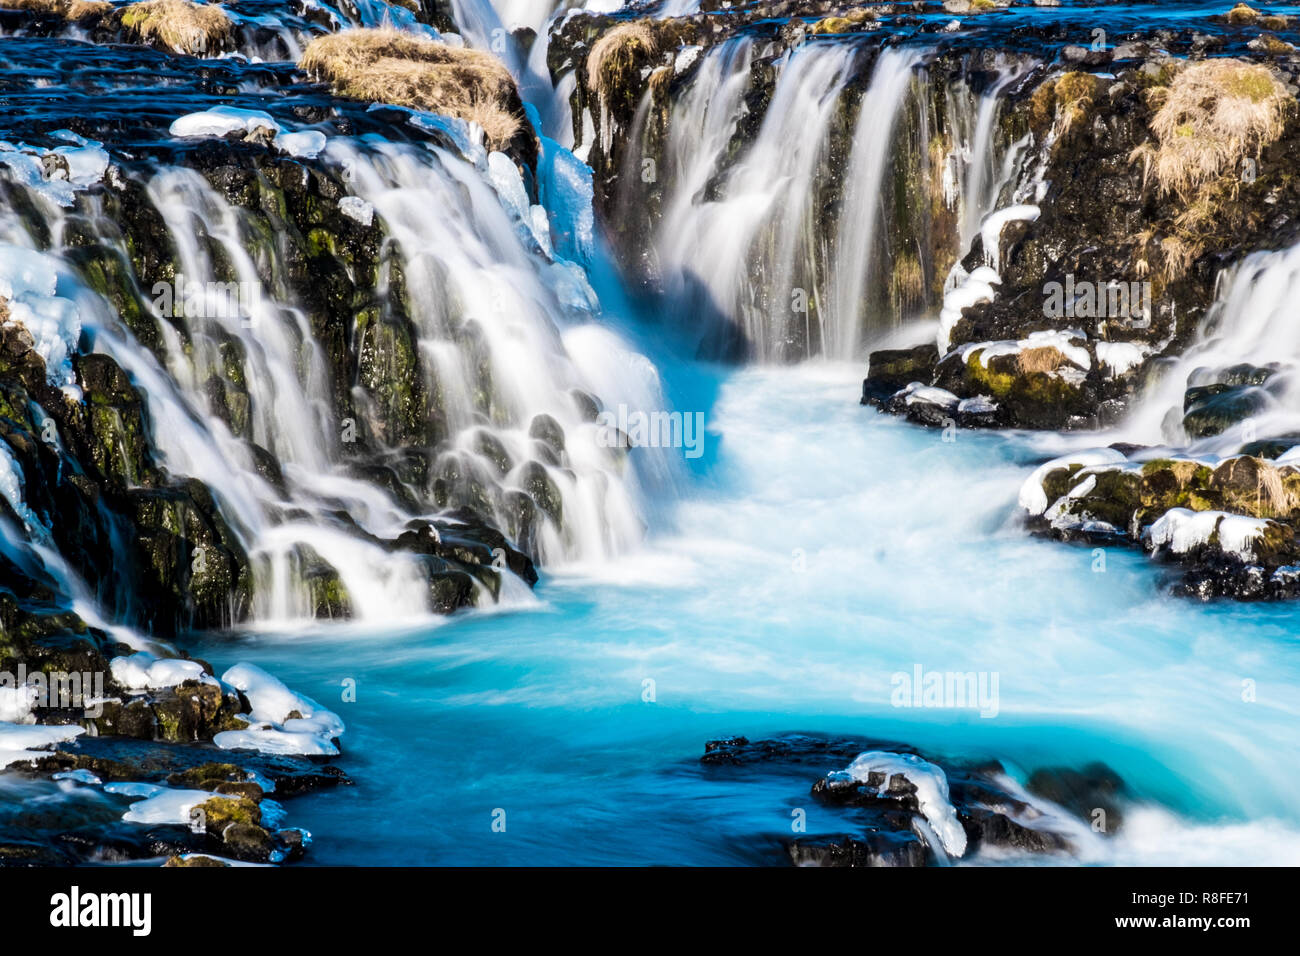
[193,362,1300,865]
[1,0,1299,868]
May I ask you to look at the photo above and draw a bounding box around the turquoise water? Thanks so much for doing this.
[195,362,1300,865]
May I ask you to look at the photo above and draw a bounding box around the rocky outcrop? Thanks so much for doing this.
[700,734,1124,866]
[4,738,349,864]
[864,37,1300,430]
[1022,446,1300,598]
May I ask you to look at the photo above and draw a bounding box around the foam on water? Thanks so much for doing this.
[194,363,1300,865]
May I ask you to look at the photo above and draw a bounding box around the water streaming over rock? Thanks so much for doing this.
[0,126,673,633]
[595,38,1037,362]
[1122,240,1300,455]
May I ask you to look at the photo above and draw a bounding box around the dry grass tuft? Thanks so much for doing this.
[1255,463,1300,516]
[299,28,524,150]
[890,252,925,308]
[1016,346,1070,376]
[811,7,882,34]
[0,0,110,19]
[586,19,657,109]
[1133,59,1289,199]
[1252,32,1295,55]
[1226,3,1259,23]
[120,0,233,55]
[1029,71,1102,140]
[1129,59,1292,279]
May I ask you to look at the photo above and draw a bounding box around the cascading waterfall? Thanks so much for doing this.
[1121,240,1300,455]
[946,60,1035,252]
[620,40,1036,362]
[650,40,862,361]
[826,47,923,358]
[327,137,669,562]
[0,127,671,630]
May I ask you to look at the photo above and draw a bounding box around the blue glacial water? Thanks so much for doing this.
[194,362,1300,866]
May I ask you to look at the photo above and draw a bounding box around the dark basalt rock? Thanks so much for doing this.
[700,733,1123,866]
[1026,451,1300,599]
[1182,383,1275,439]
[861,344,939,403]
[3,736,349,865]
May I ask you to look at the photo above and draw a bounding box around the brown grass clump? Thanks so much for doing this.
[1029,71,1102,141]
[890,252,925,309]
[1252,32,1295,55]
[120,0,233,55]
[1137,60,1289,199]
[0,0,110,19]
[1254,462,1300,516]
[1226,3,1259,24]
[811,7,882,34]
[586,19,657,110]
[1130,59,1292,279]
[1016,346,1071,376]
[299,28,524,150]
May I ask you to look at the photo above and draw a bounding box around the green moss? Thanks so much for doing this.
[963,352,1082,407]
[197,794,262,832]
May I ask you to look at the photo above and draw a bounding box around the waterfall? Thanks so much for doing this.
[1121,241,1300,455]
[613,38,1038,363]
[0,126,671,631]
[948,60,1033,253]
[650,40,862,361]
[826,47,924,359]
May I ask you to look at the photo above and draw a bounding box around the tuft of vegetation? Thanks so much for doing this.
[0,0,110,20]
[1226,3,1259,24]
[1252,32,1295,55]
[119,0,233,56]
[1130,59,1293,278]
[1029,71,1102,143]
[299,28,525,151]
[890,251,925,309]
[586,19,658,114]
[810,7,881,35]
[1133,60,1289,199]
[1015,346,1071,376]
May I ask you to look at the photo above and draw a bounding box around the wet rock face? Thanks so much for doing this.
[6,738,350,865]
[860,40,1300,430]
[1023,449,1300,599]
[700,734,1124,866]
[1,92,540,641]
[1,308,253,634]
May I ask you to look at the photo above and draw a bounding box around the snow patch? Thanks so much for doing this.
[1150,508,1271,561]
[213,663,343,756]
[169,107,281,140]
[1018,448,1128,515]
[832,751,968,857]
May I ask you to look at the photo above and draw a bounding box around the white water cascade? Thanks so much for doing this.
[826,47,924,358]
[0,128,672,630]
[1121,240,1300,455]
[651,40,863,361]
[631,40,1036,362]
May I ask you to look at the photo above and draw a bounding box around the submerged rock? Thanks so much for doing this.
[700,734,1122,866]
